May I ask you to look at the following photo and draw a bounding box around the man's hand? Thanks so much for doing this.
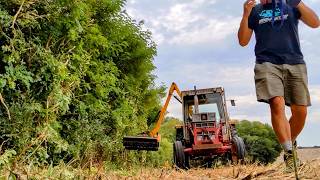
[243,0,256,18]
[260,0,269,5]
[238,0,255,46]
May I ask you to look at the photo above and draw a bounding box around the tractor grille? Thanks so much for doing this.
[195,122,215,128]
[196,131,215,141]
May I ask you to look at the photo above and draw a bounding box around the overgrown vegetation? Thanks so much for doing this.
[0,0,166,173]
[0,0,284,178]
[147,117,182,167]
[236,120,282,164]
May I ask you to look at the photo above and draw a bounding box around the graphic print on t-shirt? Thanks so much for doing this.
[258,8,288,24]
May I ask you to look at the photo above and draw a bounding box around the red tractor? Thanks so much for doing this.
[123,83,245,169]
[174,86,245,168]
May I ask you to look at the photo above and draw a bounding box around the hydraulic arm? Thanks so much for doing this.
[149,82,182,137]
[123,82,182,151]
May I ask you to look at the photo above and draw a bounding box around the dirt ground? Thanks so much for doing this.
[275,147,320,162]
[297,148,320,162]
[108,148,320,180]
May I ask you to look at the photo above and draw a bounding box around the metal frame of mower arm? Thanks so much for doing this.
[149,82,182,138]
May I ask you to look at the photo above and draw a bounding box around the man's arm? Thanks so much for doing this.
[238,0,256,47]
[297,1,320,28]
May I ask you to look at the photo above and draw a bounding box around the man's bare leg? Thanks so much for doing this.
[289,105,307,142]
[269,96,291,144]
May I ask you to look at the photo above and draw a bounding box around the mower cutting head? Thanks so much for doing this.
[123,136,159,151]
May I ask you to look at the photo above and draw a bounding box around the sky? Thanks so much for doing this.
[125,0,320,147]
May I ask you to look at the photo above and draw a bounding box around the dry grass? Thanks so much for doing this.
[105,159,320,180]
[2,159,320,179]
[106,148,320,180]
[2,149,320,179]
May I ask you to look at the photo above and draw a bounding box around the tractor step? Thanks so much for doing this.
[123,136,159,151]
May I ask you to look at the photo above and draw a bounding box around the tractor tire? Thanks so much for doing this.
[173,141,189,169]
[176,127,184,141]
[231,136,246,163]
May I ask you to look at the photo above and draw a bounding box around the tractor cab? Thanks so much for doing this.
[174,87,245,169]
[181,87,229,145]
[187,93,224,146]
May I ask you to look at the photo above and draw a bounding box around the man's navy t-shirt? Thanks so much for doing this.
[248,3,304,65]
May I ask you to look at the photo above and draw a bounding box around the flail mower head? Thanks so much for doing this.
[123,135,160,151]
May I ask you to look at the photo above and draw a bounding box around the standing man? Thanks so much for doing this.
[238,0,319,172]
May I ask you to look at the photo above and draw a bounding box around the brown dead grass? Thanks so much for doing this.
[106,159,320,180]
[106,148,320,180]
[2,149,319,179]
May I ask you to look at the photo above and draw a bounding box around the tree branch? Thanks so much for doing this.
[11,0,26,29]
[0,93,11,120]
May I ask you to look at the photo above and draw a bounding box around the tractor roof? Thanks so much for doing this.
[181,87,224,97]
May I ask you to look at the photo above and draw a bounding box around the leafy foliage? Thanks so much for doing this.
[236,120,282,164]
[0,0,163,169]
[146,117,182,167]
[0,0,289,177]
[0,149,16,171]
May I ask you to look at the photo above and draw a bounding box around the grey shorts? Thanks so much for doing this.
[254,62,311,106]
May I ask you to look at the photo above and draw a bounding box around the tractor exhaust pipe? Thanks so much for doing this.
[194,86,199,114]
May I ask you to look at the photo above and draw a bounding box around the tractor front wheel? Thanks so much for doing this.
[173,141,189,169]
[231,136,246,163]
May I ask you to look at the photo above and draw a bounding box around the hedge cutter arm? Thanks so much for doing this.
[123,82,182,151]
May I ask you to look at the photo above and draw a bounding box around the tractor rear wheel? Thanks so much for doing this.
[231,136,245,163]
[173,141,189,169]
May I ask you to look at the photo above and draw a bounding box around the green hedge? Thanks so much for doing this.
[0,0,164,169]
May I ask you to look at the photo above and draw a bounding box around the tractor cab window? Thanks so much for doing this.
[185,93,225,122]
[197,103,221,120]
[189,103,221,122]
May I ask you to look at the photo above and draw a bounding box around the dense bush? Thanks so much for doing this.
[0,0,283,173]
[0,0,164,169]
[236,120,282,164]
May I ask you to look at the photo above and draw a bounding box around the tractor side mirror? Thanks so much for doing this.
[230,100,236,106]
